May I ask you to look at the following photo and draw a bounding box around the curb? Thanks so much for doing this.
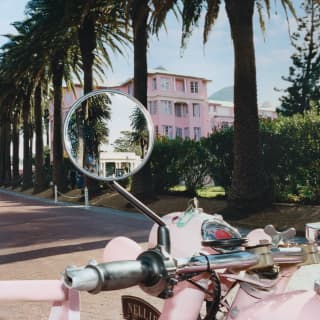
[0,187,149,223]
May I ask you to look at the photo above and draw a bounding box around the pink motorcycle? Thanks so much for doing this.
[2,89,320,320]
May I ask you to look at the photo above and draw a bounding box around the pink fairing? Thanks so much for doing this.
[102,236,143,262]
[160,281,206,320]
[246,228,271,247]
[0,280,80,320]
[148,211,219,258]
[148,212,220,319]
[228,290,320,320]
[102,236,206,320]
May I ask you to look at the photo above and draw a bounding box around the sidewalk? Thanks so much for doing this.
[0,188,162,320]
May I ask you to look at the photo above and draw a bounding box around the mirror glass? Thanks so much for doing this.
[63,89,154,181]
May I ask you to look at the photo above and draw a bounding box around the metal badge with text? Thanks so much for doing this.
[122,295,161,320]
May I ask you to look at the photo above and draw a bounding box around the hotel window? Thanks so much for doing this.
[160,100,172,115]
[209,105,217,113]
[155,125,159,136]
[194,127,201,141]
[193,103,200,117]
[148,101,157,115]
[183,105,188,117]
[184,127,190,139]
[175,105,182,117]
[160,77,170,90]
[176,127,183,138]
[190,81,199,93]
[176,104,188,117]
[152,78,157,90]
[175,79,185,92]
[221,121,229,129]
[163,125,173,139]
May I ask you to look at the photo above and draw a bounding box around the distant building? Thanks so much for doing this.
[49,69,277,153]
[208,99,277,133]
[114,68,211,140]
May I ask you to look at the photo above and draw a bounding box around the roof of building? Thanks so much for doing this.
[209,86,234,101]
[117,66,211,86]
[208,99,234,107]
[149,66,211,81]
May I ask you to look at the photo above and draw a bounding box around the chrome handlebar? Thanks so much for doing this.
[63,244,320,296]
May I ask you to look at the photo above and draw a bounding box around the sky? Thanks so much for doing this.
[0,0,303,108]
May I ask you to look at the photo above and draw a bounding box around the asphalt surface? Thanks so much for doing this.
[0,188,163,320]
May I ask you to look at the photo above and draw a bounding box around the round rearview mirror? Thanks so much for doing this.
[63,89,154,181]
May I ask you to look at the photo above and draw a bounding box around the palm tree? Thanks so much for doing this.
[0,77,24,188]
[11,106,21,188]
[176,0,296,211]
[63,0,131,194]
[1,32,35,190]
[130,107,148,158]
[118,0,177,198]
[1,15,60,192]
[0,93,12,186]
[25,0,83,192]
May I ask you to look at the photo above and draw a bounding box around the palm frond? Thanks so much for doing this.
[181,0,203,49]
[203,0,220,44]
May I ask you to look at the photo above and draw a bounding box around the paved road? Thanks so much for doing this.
[0,188,163,320]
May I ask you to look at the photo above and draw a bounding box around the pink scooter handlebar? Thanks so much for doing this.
[63,245,320,295]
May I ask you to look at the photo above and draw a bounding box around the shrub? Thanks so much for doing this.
[175,138,211,196]
[204,127,233,194]
[150,138,211,195]
[150,138,181,193]
[150,110,320,203]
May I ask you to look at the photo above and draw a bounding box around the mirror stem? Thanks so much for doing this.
[109,181,166,227]
[109,181,170,252]
[157,225,171,253]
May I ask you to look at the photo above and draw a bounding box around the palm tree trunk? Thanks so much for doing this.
[78,14,100,196]
[12,109,20,188]
[52,53,67,192]
[131,1,154,199]
[22,91,33,190]
[33,83,47,193]
[0,115,6,186]
[0,122,11,186]
[225,0,271,211]
[4,111,11,186]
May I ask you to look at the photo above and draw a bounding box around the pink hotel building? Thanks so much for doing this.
[53,68,277,142]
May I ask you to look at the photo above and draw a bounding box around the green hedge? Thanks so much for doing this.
[150,137,210,196]
[150,110,320,203]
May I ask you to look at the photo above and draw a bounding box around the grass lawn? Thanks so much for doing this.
[169,185,225,198]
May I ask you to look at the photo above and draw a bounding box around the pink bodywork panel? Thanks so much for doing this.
[0,280,80,320]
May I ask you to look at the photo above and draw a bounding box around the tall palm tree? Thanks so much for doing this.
[25,0,82,192]
[0,77,24,188]
[176,0,296,211]
[11,106,21,188]
[1,29,35,190]
[63,0,131,194]
[0,92,12,186]
[130,107,148,158]
[33,82,47,193]
[26,0,131,194]
[1,16,58,192]
[118,0,177,198]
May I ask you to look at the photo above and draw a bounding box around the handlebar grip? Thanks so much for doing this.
[64,260,148,294]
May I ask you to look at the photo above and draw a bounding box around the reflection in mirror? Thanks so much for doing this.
[64,90,154,181]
